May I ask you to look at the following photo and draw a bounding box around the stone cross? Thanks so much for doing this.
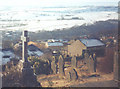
[19,30,41,87]
[21,30,28,62]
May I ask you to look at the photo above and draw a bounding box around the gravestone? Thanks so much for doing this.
[70,69,78,81]
[20,30,40,87]
[84,52,89,64]
[66,72,71,81]
[71,56,77,68]
[58,55,64,76]
[113,51,118,81]
[93,53,97,72]
[89,55,95,73]
[84,53,90,71]
[51,56,57,74]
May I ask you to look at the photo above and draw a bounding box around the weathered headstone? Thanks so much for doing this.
[84,52,89,64]
[89,55,95,73]
[51,56,57,74]
[84,53,90,71]
[66,72,71,81]
[93,53,97,72]
[71,56,77,68]
[58,55,64,76]
[20,30,40,87]
[70,69,78,81]
[87,55,95,73]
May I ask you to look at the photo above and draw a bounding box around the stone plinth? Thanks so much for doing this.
[19,61,41,87]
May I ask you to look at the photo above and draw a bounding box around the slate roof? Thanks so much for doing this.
[48,42,63,47]
[80,39,105,47]
[1,49,17,65]
[28,44,40,51]
[28,44,43,56]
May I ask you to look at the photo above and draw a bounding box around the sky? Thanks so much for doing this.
[0,0,119,7]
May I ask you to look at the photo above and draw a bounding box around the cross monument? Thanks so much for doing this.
[21,30,28,62]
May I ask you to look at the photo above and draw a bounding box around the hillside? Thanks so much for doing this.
[29,19,118,41]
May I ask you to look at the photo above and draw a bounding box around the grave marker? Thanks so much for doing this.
[71,56,77,68]
[51,56,57,74]
[58,55,64,76]
[66,72,71,81]
[89,55,95,73]
[21,30,28,62]
[70,69,78,81]
[20,30,40,87]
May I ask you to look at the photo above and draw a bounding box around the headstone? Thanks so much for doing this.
[20,30,40,87]
[66,72,71,81]
[51,56,57,74]
[93,53,97,72]
[58,55,64,76]
[71,56,77,68]
[84,52,89,64]
[113,51,118,81]
[85,53,90,71]
[89,55,95,73]
[70,69,78,81]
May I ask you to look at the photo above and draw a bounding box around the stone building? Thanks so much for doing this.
[62,39,105,57]
[46,42,64,54]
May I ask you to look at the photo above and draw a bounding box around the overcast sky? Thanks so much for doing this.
[0,0,119,7]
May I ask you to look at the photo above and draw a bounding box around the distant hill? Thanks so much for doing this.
[28,19,118,41]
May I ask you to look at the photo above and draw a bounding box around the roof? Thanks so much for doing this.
[80,39,105,47]
[28,50,43,56]
[48,42,63,47]
[1,49,17,65]
[28,44,40,51]
[28,44,43,56]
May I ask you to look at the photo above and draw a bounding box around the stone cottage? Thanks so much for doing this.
[62,39,105,57]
